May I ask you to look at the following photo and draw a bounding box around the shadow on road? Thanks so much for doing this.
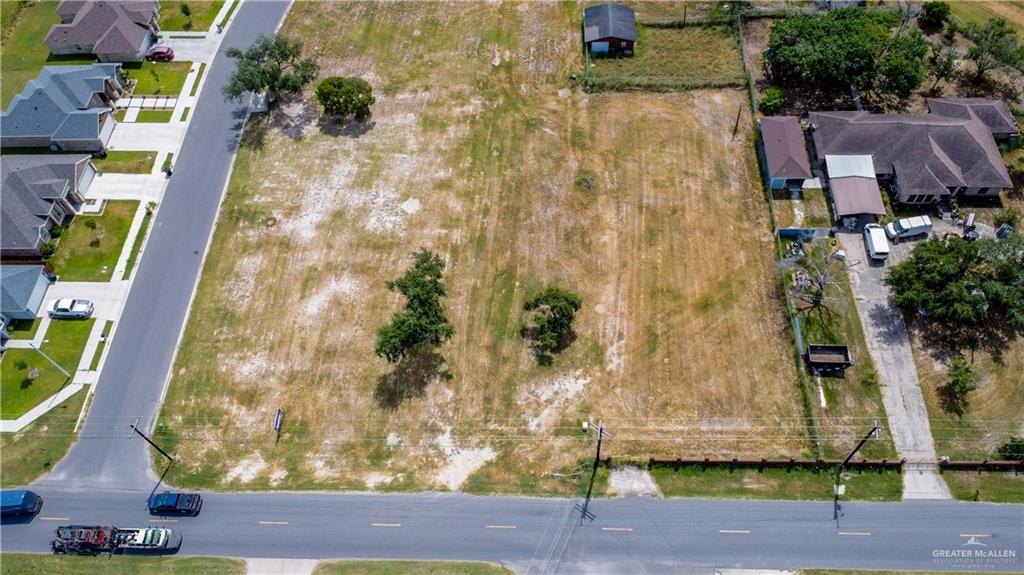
[147,459,177,505]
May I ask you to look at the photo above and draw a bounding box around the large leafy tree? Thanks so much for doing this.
[963,17,1024,81]
[222,34,319,101]
[315,77,375,121]
[375,250,455,363]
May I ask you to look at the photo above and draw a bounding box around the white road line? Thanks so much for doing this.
[960,533,992,537]
[40,517,69,521]
[485,525,517,529]
[838,531,871,536]
[719,529,751,534]
[601,527,634,532]
[371,523,402,528]
[258,520,289,525]
[149,519,178,523]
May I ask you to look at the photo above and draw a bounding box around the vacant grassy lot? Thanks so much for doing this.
[51,201,139,281]
[941,470,1024,503]
[124,61,192,96]
[949,1,1024,31]
[0,319,94,419]
[0,389,86,486]
[588,25,745,90]
[0,554,245,575]
[0,0,62,108]
[651,466,903,501]
[314,561,513,575]
[159,0,225,31]
[93,151,158,174]
[156,1,804,492]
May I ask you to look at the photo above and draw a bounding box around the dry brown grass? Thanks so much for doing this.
[156,1,805,493]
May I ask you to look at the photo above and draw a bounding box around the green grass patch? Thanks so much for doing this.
[588,25,745,91]
[0,0,65,108]
[651,465,903,501]
[123,206,154,279]
[124,60,192,96]
[0,388,86,486]
[89,320,113,371]
[0,319,94,419]
[180,106,191,121]
[114,108,128,122]
[93,151,158,174]
[6,318,42,340]
[218,0,240,27]
[50,201,138,281]
[0,554,246,575]
[135,109,174,123]
[941,471,1024,503]
[159,0,225,31]
[190,62,207,96]
[313,561,514,575]
[162,153,175,172]
[1,1,31,42]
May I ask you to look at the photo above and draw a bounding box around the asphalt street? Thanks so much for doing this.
[38,0,291,491]
[2,489,1022,573]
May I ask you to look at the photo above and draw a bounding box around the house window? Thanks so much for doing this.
[50,203,65,222]
[38,226,51,243]
[923,195,934,203]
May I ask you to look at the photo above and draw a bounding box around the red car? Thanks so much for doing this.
[145,45,174,61]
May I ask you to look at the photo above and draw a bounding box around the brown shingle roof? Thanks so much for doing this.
[759,116,812,180]
[46,0,157,57]
[927,98,1019,137]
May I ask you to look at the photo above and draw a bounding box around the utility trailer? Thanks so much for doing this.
[806,344,853,373]
[52,525,181,555]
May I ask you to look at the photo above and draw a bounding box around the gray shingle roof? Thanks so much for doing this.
[583,3,637,43]
[809,110,1012,198]
[46,0,157,56]
[1,265,46,314]
[760,116,812,180]
[0,64,121,144]
[1,155,90,253]
[926,98,1020,137]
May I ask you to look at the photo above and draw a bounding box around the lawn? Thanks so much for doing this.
[651,465,904,501]
[135,109,175,123]
[50,201,139,281]
[773,187,831,229]
[89,320,112,370]
[948,1,1024,31]
[940,471,1024,503]
[155,1,804,492]
[123,61,192,96]
[93,151,158,174]
[6,317,42,340]
[588,25,745,90]
[0,389,86,486]
[313,561,513,575]
[159,0,224,31]
[0,554,245,575]
[0,0,63,108]
[0,319,94,419]
[181,106,191,121]
[190,63,207,96]
[123,207,154,279]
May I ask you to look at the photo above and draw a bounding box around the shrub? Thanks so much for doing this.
[758,88,784,115]
[997,437,1024,460]
[939,354,976,417]
[49,225,65,239]
[995,208,1020,230]
[918,2,951,30]
[523,286,582,355]
[315,76,375,121]
[84,220,98,230]
[40,241,57,258]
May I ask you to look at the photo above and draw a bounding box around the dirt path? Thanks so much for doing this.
[842,231,951,500]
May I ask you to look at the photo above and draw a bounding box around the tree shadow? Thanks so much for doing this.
[520,326,577,366]
[239,117,268,151]
[374,350,451,411]
[318,115,375,138]
[267,96,314,140]
[867,303,905,345]
[954,74,1020,103]
[938,382,969,418]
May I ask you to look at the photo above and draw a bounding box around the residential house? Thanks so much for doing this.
[46,0,159,63]
[1,265,51,322]
[1,155,97,258]
[808,109,1013,205]
[825,155,885,218]
[583,3,636,55]
[0,64,124,153]
[759,116,813,190]
[926,98,1020,141]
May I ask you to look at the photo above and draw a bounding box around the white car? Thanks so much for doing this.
[863,223,890,261]
[48,298,94,319]
[885,215,932,240]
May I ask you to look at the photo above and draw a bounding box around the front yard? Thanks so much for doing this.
[0,319,94,419]
[124,61,192,96]
[154,1,804,492]
[92,151,158,174]
[159,0,225,31]
[0,388,86,486]
[651,465,903,501]
[50,201,139,281]
[0,554,245,575]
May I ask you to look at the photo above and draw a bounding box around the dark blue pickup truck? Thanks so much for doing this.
[1,490,43,517]
[148,492,202,516]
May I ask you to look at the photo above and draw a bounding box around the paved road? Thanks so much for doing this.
[38,0,292,491]
[2,489,1022,573]
[842,229,951,500]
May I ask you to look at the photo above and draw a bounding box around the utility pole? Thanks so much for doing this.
[578,420,611,524]
[833,426,880,525]
[131,418,174,462]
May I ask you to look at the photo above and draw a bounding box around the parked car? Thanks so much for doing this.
[148,492,202,516]
[145,45,174,61]
[48,298,94,319]
[1,490,43,518]
[885,215,932,240]
[863,223,890,261]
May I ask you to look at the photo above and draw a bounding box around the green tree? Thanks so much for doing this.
[918,2,950,30]
[963,18,1024,81]
[375,250,454,363]
[315,76,375,121]
[758,87,784,115]
[523,286,582,355]
[997,437,1024,460]
[927,45,957,91]
[222,34,319,102]
[939,354,976,417]
[876,29,930,97]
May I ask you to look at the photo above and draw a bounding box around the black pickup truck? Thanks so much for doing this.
[148,492,203,516]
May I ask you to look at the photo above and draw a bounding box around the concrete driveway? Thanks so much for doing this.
[38,281,131,322]
[841,228,951,499]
